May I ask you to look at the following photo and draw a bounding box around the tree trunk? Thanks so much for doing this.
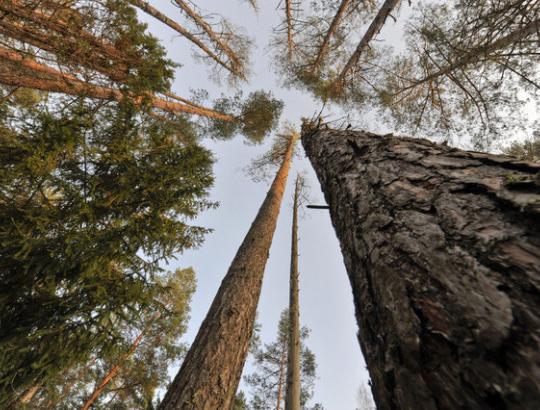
[172,0,244,77]
[333,0,400,91]
[80,329,146,410]
[301,127,540,409]
[285,0,294,61]
[276,350,287,410]
[0,48,234,121]
[19,384,40,404]
[158,135,297,409]
[310,0,351,74]
[127,0,234,75]
[400,18,540,93]
[285,177,301,410]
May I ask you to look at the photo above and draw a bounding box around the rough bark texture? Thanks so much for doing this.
[158,136,296,410]
[302,127,540,410]
[285,177,301,410]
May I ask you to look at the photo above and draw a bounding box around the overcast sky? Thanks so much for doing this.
[136,1,415,408]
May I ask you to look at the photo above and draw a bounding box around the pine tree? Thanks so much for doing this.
[158,130,298,409]
[0,91,214,403]
[301,125,540,409]
[285,175,306,410]
[245,309,319,410]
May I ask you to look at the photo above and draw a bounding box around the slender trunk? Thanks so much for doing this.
[285,0,294,60]
[19,384,40,404]
[285,177,301,410]
[0,48,235,121]
[80,330,146,410]
[332,0,400,91]
[172,0,243,76]
[0,1,126,63]
[400,18,540,93]
[158,135,297,409]
[275,349,287,410]
[302,127,540,409]
[310,0,351,74]
[127,0,235,75]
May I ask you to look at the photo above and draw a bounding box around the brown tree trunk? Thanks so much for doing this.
[0,49,234,121]
[172,0,244,77]
[333,0,400,91]
[276,350,287,410]
[285,177,301,410]
[400,18,540,93]
[19,384,40,404]
[158,134,297,410]
[285,0,294,61]
[80,330,146,410]
[310,0,351,74]
[127,0,235,75]
[302,127,540,409]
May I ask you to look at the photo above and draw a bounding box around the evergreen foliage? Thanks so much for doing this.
[0,93,214,402]
[244,309,320,410]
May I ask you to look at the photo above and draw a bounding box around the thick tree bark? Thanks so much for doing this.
[285,177,301,410]
[302,127,540,409]
[333,0,400,90]
[158,135,296,409]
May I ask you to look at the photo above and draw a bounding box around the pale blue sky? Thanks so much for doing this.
[137,1,398,408]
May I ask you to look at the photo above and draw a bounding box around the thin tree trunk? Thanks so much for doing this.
[19,384,40,404]
[158,134,297,409]
[80,330,146,410]
[0,48,235,121]
[172,0,244,76]
[301,126,540,409]
[332,0,400,91]
[127,0,235,75]
[0,1,126,63]
[285,0,294,61]
[399,18,540,94]
[310,0,351,74]
[285,177,301,410]
[275,349,287,410]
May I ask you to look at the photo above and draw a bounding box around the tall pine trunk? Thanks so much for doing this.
[285,176,301,410]
[158,135,296,409]
[302,127,540,409]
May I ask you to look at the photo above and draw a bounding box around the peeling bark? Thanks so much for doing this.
[158,135,296,409]
[302,128,540,410]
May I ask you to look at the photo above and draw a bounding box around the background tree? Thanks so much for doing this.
[158,130,298,409]
[0,90,214,403]
[503,130,540,161]
[302,125,540,409]
[285,175,308,410]
[244,309,319,410]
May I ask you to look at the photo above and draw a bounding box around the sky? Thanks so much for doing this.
[136,1,407,409]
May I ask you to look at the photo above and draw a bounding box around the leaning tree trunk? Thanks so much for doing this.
[302,127,540,410]
[158,135,296,409]
[285,176,301,410]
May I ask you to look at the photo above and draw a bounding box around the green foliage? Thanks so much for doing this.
[233,391,250,410]
[0,95,214,403]
[503,132,540,162]
[26,268,197,409]
[207,91,283,144]
[244,309,320,410]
